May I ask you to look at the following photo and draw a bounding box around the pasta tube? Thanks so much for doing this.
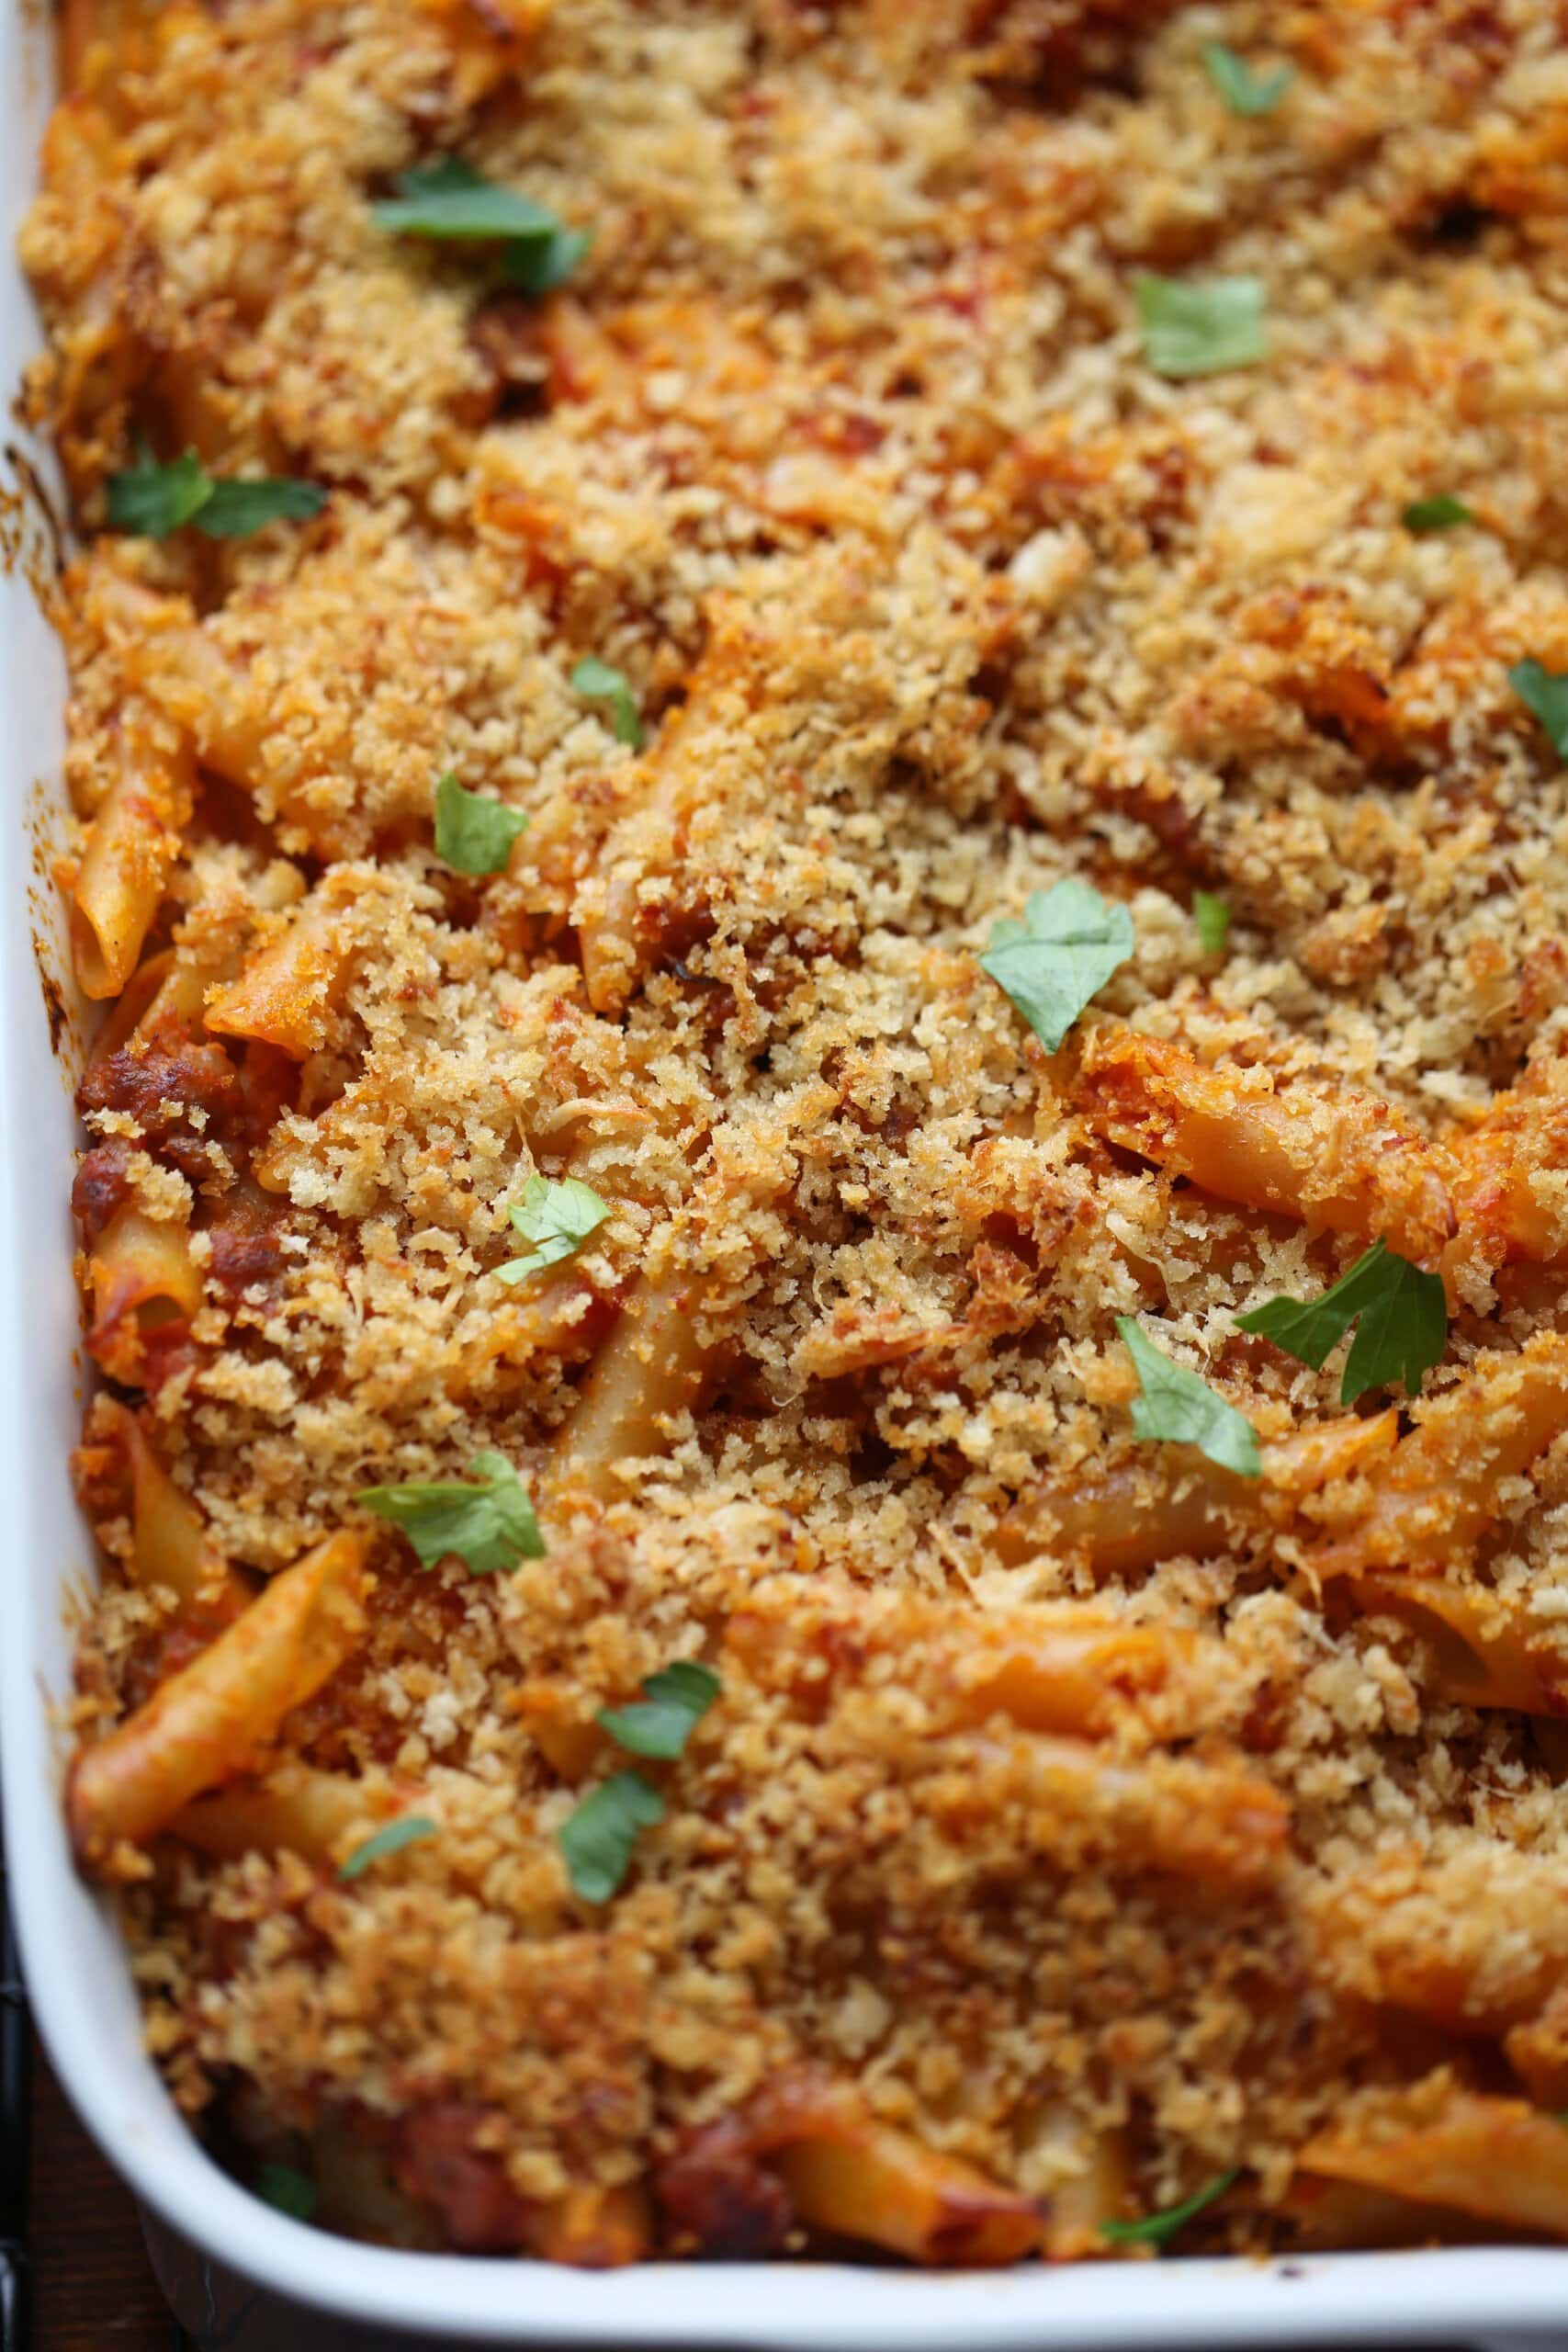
[1077,1029,1455,1262]
[70,718,195,999]
[1297,2091,1568,2241]
[69,1532,370,1860]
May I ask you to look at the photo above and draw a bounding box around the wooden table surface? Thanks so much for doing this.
[30,2041,175,2352]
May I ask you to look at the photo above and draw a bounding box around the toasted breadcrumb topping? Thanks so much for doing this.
[27,0,1568,2262]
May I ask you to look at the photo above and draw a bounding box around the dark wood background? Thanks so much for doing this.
[30,2042,175,2351]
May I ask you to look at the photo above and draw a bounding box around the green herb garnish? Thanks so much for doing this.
[1509,659,1568,761]
[1202,43,1292,115]
[598,1661,720,1760]
[979,878,1134,1053]
[1102,2168,1239,2249]
[373,158,586,291]
[497,1174,611,1286]
[254,2162,320,2222]
[1403,494,1472,534]
[558,1770,665,1903]
[336,1815,439,1883]
[433,770,530,876]
[1134,274,1267,379]
[1193,891,1230,956]
[1235,1238,1447,1404]
[570,655,644,749]
[107,447,325,541]
[1116,1318,1260,1478]
[355,1452,545,1576]
[506,225,592,296]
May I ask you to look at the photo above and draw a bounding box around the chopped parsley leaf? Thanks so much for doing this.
[1102,2168,1239,2249]
[1193,890,1231,956]
[1403,493,1472,534]
[1135,274,1267,379]
[497,1174,611,1285]
[558,1770,665,1904]
[570,654,644,749]
[1236,1238,1447,1404]
[1510,659,1568,762]
[979,877,1134,1053]
[1202,43,1292,116]
[598,1660,721,1760]
[254,2163,320,2222]
[373,158,587,289]
[336,1815,439,1883]
[355,1452,545,1576]
[107,447,324,540]
[1116,1318,1261,1478]
[433,770,530,876]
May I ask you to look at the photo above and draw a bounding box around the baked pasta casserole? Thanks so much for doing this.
[23,0,1568,2267]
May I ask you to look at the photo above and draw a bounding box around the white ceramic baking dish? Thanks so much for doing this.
[4,7,1568,2345]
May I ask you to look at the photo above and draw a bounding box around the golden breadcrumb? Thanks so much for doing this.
[25,0,1568,2267]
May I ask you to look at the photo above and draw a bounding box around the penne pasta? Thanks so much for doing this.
[672,2079,1046,2267]
[1349,1572,1568,1715]
[525,2183,653,2267]
[85,573,275,798]
[546,1091,834,1507]
[60,0,190,101]
[771,2125,1042,2267]
[70,716,196,999]
[1012,1736,1290,1893]
[1035,2122,1130,2263]
[96,1396,249,1615]
[727,1589,1221,1746]
[1296,2089,1568,2241]
[544,1266,714,1504]
[205,879,360,1060]
[575,618,754,1015]
[1309,1847,1568,2040]
[1277,2172,1490,2250]
[1077,1029,1456,1263]
[997,1410,1397,1573]
[87,1201,203,1385]
[68,1532,370,1861]
[170,1768,398,1867]
[1448,1064,1568,1270]
[1311,1329,1568,1578]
